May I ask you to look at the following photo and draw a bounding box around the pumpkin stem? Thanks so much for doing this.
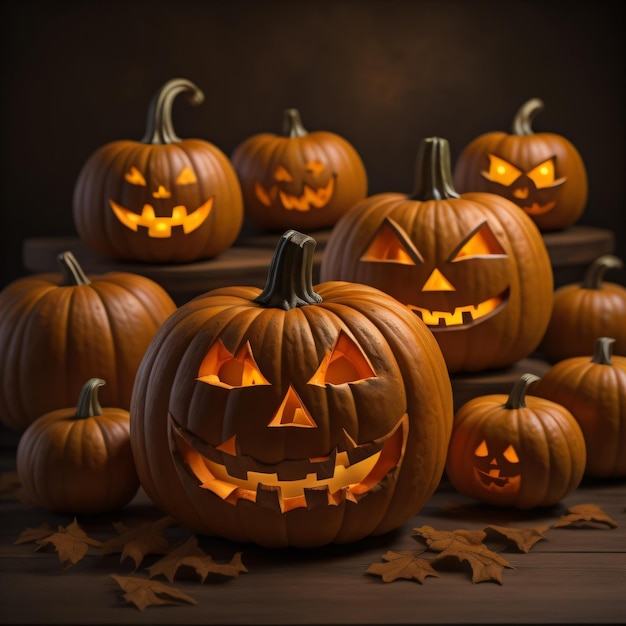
[282,108,309,138]
[141,78,204,145]
[504,373,540,409]
[582,255,623,289]
[254,230,323,310]
[57,251,91,286]
[76,378,105,418]
[408,137,460,201]
[591,337,615,365]
[511,98,544,136]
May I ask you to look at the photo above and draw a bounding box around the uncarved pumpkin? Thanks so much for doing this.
[130,230,453,548]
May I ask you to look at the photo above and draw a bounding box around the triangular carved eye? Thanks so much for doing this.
[309,330,376,386]
[482,154,522,187]
[176,167,197,185]
[526,157,566,189]
[124,166,147,187]
[450,222,506,262]
[475,440,489,457]
[197,340,270,389]
[360,218,422,265]
[502,444,519,464]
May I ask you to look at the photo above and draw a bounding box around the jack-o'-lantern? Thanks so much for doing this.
[73,78,243,263]
[231,109,367,232]
[445,373,586,509]
[452,98,588,232]
[130,230,453,548]
[320,137,554,374]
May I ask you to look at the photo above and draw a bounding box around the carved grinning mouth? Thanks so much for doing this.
[520,201,556,216]
[474,467,521,491]
[168,413,407,513]
[254,176,335,211]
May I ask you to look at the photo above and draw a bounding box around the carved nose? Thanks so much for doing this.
[152,185,172,199]
[268,386,317,428]
[513,187,529,199]
[422,268,455,292]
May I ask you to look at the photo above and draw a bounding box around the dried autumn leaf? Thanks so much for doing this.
[413,525,486,550]
[366,550,439,583]
[553,503,618,529]
[110,573,197,611]
[14,522,54,544]
[36,518,103,568]
[484,524,551,553]
[180,551,248,583]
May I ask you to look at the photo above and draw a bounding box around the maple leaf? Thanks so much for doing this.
[101,515,176,570]
[413,524,486,550]
[36,518,103,568]
[553,503,618,529]
[110,573,197,611]
[14,522,54,544]
[366,550,439,583]
[483,524,551,553]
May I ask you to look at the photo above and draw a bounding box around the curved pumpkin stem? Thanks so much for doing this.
[408,137,460,201]
[282,108,309,138]
[255,230,322,310]
[57,251,91,287]
[582,255,623,289]
[76,378,105,418]
[591,337,615,365]
[141,78,204,145]
[511,98,544,136]
[504,373,540,409]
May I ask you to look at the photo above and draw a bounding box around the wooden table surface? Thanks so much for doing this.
[1,440,624,625]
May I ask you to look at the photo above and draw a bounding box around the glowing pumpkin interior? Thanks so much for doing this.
[473,439,521,494]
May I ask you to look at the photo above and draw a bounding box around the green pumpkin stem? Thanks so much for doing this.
[408,137,460,201]
[282,108,309,138]
[76,378,105,418]
[504,373,540,409]
[141,78,204,145]
[591,337,615,365]
[255,230,323,310]
[57,251,91,287]
[582,255,623,289]
[512,98,544,136]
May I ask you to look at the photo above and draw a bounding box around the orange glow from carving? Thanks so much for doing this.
[267,386,317,428]
[197,340,270,388]
[422,268,455,292]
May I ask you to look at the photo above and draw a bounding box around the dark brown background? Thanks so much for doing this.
[1,0,624,290]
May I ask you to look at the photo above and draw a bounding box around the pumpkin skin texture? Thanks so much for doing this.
[540,255,626,362]
[73,78,243,263]
[452,98,588,232]
[16,378,140,514]
[533,337,626,479]
[321,137,554,374]
[0,251,177,432]
[231,108,367,232]
[130,230,453,548]
[445,373,586,509]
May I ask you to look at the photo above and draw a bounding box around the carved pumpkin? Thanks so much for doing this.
[533,337,626,479]
[17,378,140,514]
[231,109,367,232]
[452,98,588,232]
[445,373,586,509]
[130,230,453,548]
[540,255,626,362]
[0,251,177,431]
[73,78,243,263]
[320,137,554,374]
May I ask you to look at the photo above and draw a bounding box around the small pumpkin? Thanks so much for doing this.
[452,98,588,232]
[321,136,554,374]
[73,78,244,263]
[445,373,586,509]
[130,230,453,548]
[540,255,626,362]
[533,337,626,479]
[16,378,140,514]
[231,108,368,232]
[0,251,177,431]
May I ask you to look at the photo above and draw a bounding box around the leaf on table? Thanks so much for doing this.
[366,550,439,583]
[413,525,486,550]
[110,573,197,611]
[101,515,176,570]
[181,551,248,583]
[483,524,551,552]
[553,503,618,529]
[36,518,103,568]
[14,522,54,544]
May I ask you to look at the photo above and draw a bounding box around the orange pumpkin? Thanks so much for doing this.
[0,251,177,431]
[16,378,140,514]
[130,230,453,548]
[320,137,554,374]
[231,108,367,232]
[452,98,588,232]
[446,373,586,509]
[73,78,243,263]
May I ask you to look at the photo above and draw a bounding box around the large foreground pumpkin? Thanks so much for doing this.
[130,230,453,548]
